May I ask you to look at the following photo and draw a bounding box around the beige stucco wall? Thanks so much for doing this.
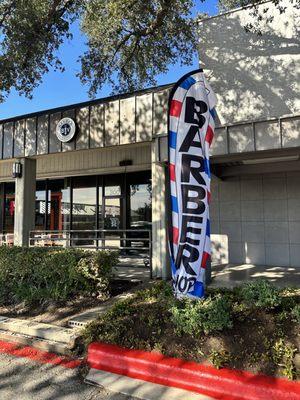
[0,142,151,182]
[198,0,300,125]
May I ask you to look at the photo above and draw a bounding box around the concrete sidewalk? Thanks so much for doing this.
[211,263,300,288]
[0,352,136,400]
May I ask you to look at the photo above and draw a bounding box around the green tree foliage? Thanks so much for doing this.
[0,0,298,101]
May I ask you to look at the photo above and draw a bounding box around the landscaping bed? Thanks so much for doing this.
[0,246,140,326]
[0,279,140,326]
[82,280,300,380]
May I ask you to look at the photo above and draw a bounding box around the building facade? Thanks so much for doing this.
[199,0,300,267]
[0,86,171,278]
[0,0,299,277]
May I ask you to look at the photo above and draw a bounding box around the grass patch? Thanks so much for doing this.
[82,280,300,380]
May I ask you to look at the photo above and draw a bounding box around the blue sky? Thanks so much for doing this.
[0,0,218,120]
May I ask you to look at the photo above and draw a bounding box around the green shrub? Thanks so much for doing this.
[170,294,233,335]
[0,246,118,305]
[291,304,300,324]
[76,250,119,298]
[240,279,281,309]
[208,350,230,369]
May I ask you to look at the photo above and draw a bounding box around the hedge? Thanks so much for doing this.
[0,246,119,305]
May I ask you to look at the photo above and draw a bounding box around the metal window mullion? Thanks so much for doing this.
[45,179,49,230]
[0,183,5,232]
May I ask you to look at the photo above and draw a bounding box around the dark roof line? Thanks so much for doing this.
[0,82,173,124]
[198,0,272,22]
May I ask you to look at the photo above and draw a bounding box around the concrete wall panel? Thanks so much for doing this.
[76,107,89,150]
[290,245,300,266]
[241,200,263,221]
[241,221,264,243]
[245,242,266,265]
[105,101,120,146]
[3,122,14,159]
[120,97,136,145]
[219,201,241,221]
[136,93,153,142]
[0,160,13,181]
[211,127,228,155]
[262,176,287,199]
[49,113,62,153]
[264,199,288,221]
[229,124,254,153]
[90,104,104,148]
[282,118,300,148]
[211,172,300,267]
[265,221,289,244]
[219,178,240,201]
[255,120,280,150]
[220,221,241,242]
[14,120,25,157]
[37,115,49,155]
[266,244,289,266]
[288,198,300,221]
[25,117,36,156]
[153,89,169,136]
[287,172,300,199]
[241,177,263,200]
[228,242,245,264]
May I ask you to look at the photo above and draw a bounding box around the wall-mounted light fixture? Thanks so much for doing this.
[12,161,22,178]
[119,159,133,167]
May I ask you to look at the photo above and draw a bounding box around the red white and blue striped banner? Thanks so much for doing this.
[168,69,217,299]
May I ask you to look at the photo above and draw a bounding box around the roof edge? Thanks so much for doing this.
[0,83,173,124]
[198,0,273,23]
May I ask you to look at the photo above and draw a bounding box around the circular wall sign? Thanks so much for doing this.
[56,118,76,142]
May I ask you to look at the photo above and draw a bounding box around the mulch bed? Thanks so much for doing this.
[0,279,140,327]
[82,282,300,379]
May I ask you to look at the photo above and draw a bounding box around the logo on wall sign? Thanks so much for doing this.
[56,118,76,142]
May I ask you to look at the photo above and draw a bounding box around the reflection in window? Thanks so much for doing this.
[47,179,71,231]
[104,185,121,197]
[130,183,152,229]
[104,175,121,196]
[72,176,97,246]
[104,198,121,229]
[35,181,47,230]
[0,184,4,232]
[4,183,15,233]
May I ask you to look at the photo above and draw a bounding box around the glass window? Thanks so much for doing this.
[4,182,15,233]
[72,176,97,246]
[104,175,121,196]
[98,184,103,229]
[47,179,71,231]
[35,181,47,230]
[128,172,152,230]
[0,184,4,232]
[104,198,121,229]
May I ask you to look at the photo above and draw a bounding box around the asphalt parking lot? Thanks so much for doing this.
[0,352,135,400]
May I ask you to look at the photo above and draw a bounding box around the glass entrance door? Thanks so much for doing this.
[101,176,124,250]
[104,197,121,230]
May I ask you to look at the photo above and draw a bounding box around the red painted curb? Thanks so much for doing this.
[88,342,300,400]
[0,340,82,369]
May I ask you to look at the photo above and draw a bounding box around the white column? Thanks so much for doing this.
[151,139,170,279]
[14,158,36,246]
